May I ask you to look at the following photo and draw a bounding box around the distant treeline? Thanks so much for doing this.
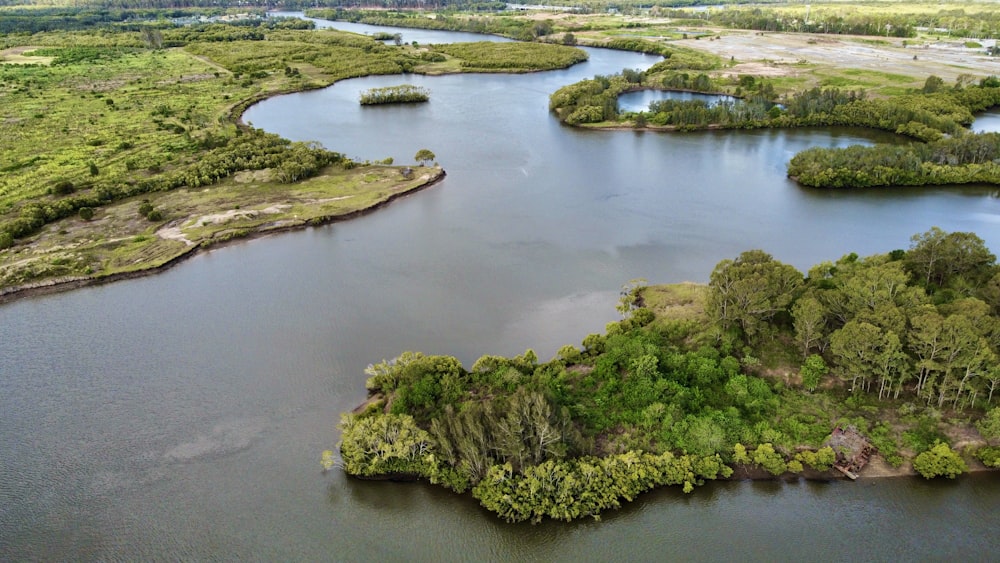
[703,6,1000,40]
[0,7,317,35]
[306,8,544,41]
[788,133,1000,188]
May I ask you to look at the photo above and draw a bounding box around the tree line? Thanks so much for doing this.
[707,228,1000,413]
[787,133,1000,188]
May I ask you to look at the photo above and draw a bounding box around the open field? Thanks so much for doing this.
[672,30,1000,91]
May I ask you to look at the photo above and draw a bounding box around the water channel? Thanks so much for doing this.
[2,15,1000,560]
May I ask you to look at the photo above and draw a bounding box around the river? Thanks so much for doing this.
[2,15,999,560]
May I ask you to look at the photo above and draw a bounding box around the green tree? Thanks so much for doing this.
[800,354,828,392]
[830,320,907,397]
[906,227,997,290]
[793,295,827,357]
[751,443,787,475]
[922,75,945,94]
[414,149,436,166]
[912,440,967,479]
[976,407,1000,445]
[339,412,436,478]
[707,250,802,342]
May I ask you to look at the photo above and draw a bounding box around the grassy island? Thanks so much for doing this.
[329,228,1000,523]
[360,84,429,105]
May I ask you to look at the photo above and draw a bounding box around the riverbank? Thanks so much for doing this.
[0,167,445,304]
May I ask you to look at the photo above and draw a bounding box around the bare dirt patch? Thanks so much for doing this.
[0,46,53,66]
[677,30,1000,83]
[722,61,798,78]
[234,169,273,183]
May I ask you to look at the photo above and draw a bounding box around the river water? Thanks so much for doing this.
[2,15,1000,560]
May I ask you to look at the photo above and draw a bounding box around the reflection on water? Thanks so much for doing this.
[617,89,736,112]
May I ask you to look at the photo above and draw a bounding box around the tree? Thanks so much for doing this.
[906,227,996,290]
[751,443,787,475]
[78,207,94,221]
[800,354,827,392]
[707,250,802,342]
[793,295,827,357]
[414,149,436,166]
[830,320,907,396]
[616,278,647,319]
[922,75,945,94]
[141,27,163,49]
[976,407,1000,445]
[912,440,967,479]
[532,21,553,38]
[562,32,577,46]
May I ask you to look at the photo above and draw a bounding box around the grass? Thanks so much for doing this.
[638,282,708,323]
[0,164,444,289]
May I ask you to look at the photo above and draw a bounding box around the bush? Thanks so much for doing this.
[0,231,13,250]
[78,207,94,221]
[974,446,1000,468]
[912,441,967,479]
[53,180,75,195]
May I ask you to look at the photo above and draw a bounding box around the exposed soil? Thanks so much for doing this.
[675,30,1000,83]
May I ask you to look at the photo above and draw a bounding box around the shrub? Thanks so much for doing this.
[913,441,967,479]
[974,446,1000,468]
[78,207,94,221]
[53,180,75,195]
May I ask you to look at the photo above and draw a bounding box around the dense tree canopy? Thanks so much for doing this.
[336,229,1000,521]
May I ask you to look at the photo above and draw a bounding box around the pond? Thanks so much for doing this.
[617,89,737,112]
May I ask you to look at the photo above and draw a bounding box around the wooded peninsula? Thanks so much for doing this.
[330,228,1000,523]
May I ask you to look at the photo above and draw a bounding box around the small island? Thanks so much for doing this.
[328,228,1000,523]
[360,84,430,105]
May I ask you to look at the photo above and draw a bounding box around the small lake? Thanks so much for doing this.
[974,108,1000,133]
[617,89,737,112]
[270,10,512,44]
[3,13,1000,560]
